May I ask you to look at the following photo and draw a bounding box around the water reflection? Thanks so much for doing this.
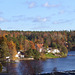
[8,63,18,75]
[16,60,43,75]
[1,51,75,75]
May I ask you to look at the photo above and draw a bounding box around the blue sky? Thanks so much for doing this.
[0,0,75,31]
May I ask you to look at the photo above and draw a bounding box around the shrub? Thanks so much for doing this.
[40,53,46,60]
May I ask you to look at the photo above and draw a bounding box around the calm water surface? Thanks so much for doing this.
[7,51,75,75]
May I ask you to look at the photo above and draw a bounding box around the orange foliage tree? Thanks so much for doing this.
[7,41,17,60]
[29,41,36,50]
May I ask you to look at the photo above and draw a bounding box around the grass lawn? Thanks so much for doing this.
[45,53,59,58]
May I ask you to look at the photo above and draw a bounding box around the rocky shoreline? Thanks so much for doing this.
[0,70,75,75]
[38,70,75,75]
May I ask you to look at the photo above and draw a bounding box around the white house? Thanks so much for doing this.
[47,48,60,54]
[52,49,60,54]
[47,47,52,53]
[15,51,20,58]
[15,51,24,58]
[47,50,51,53]
[6,56,10,62]
[15,54,19,58]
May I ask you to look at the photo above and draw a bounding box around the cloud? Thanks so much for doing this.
[53,21,59,24]
[0,17,5,22]
[0,17,10,23]
[59,10,65,14]
[12,15,25,18]
[0,17,8,23]
[12,15,34,22]
[43,2,50,7]
[28,2,36,8]
[12,15,50,23]
[25,1,36,8]
[33,17,48,22]
[43,2,60,8]
[53,19,75,24]
[12,15,49,22]
[12,15,26,22]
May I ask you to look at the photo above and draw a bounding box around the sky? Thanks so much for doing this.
[0,0,75,31]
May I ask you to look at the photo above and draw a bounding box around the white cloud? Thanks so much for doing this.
[0,17,10,22]
[43,2,50,7]
[43,2,60,8]
[29,2,36,8]
[33,17,48,22]
[53,21,59,24]
[0,17,4,22]
[12,15,49,23]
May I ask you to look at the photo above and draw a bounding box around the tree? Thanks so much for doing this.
[7,41,17,60]
[51,42,57,49]
[61,46,68,55]
[33,50,40,59]
[19,44,23,50]
[0,37,9,59]
[25,49,40,59]
[23,39,30,51]
[57,44,61,49]
[68,41,72,50]
[16,41,20,51]
[68,35,72,42]
[29,41,36,50]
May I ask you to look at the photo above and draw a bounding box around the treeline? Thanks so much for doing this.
[0,30,75,60]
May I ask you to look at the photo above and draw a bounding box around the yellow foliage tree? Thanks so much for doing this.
[19,44,23,50]
[8,41,17,60]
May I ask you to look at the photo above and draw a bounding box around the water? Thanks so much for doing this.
[5,51,75,75]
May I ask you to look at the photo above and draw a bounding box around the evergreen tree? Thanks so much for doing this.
[51,42,57,49]
[61,46,68,55]
[0,37,9,59]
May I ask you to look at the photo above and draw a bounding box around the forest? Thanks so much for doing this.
[0,30,75,60]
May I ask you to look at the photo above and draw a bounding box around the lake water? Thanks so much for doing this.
[5,51,75,75]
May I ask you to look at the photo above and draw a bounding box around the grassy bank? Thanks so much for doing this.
[40,53,67,60]
[45,53,59,58]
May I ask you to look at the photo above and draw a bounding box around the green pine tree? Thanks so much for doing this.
[0,37,9,59]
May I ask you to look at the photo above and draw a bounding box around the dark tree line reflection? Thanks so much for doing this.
[6,60,58,75]
[16,60,43,75]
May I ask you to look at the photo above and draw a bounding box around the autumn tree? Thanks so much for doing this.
[19,44,23,50]
[29,41,36,50]
[23,39,30,51]
[7,41,17,60]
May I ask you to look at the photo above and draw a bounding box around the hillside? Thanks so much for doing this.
[0,30,75,60]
